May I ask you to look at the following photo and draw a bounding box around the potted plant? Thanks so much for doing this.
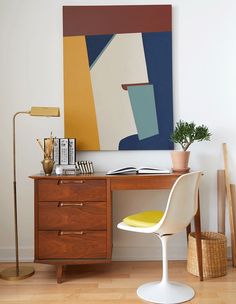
[170,120,211,172]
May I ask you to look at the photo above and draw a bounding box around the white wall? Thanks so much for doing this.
[1,0,236,262]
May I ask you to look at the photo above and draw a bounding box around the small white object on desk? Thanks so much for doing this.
[55,165,63,175]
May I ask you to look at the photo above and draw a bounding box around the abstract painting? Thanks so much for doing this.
[63,5,173,150]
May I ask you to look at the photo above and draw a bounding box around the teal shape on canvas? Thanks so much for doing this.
[127,84,159,140]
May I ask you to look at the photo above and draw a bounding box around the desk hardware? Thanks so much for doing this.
[57,180,84,185]
[58,202,84,207]
[58,231,84,236]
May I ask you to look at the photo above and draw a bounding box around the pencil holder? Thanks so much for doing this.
[41,158,54,176]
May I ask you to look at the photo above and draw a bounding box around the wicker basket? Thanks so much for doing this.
[187,232,227,278]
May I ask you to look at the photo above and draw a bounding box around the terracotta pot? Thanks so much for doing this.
[171,151,190,173]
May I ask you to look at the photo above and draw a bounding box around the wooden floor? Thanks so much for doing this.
[0,261,236,303]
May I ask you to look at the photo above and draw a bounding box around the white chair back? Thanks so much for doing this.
[157,171,201,236]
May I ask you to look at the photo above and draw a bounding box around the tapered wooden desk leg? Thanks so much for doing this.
[194,194,203,281]
[56,265,63,284]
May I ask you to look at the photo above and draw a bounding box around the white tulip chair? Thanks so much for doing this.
[117,171,202,304]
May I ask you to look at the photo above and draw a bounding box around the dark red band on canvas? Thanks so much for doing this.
[63,5,172,36]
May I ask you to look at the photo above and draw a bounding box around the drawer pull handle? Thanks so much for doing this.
[57,180,84,185]
[58,231,84,236]
[58,202,84,207]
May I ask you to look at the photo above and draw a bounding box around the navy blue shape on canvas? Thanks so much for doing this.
[85,34,114,68]
[119,31,173,150]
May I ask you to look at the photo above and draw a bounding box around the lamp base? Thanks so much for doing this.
[0,266,34,281]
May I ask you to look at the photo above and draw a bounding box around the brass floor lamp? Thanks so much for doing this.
[0,107,60,280]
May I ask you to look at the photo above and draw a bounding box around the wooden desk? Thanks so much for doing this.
[30,173,203,283]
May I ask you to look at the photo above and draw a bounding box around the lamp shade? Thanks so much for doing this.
[30,107,60,117]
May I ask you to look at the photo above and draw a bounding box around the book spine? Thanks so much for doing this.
[81,161,87,173]
[59,138,69,165]
[88,161,94,173]
[53,138,60,165]
[68,138,76,165]
[78,162,84,173]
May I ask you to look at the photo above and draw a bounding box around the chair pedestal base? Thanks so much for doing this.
[137,281,195,304]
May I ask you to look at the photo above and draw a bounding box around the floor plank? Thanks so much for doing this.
[0,261,236,303]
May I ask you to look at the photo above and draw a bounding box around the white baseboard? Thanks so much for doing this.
[113,245,233,261]
[0,246,232,262]
[0,247,34,262]
[112,245,188,261]
[0,246,186,262]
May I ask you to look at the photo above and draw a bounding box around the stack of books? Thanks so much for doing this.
[53,138,76,166]
[76,161,94,174]
[44,138,77,175]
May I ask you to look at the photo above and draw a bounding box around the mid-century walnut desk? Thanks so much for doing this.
[30,172,203,283]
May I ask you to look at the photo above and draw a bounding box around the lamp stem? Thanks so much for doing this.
[0,108,60,280]
[12,111,30,275]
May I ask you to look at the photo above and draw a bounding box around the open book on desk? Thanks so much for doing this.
[106,166,171,175]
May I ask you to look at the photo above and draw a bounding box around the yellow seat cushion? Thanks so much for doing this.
[123,210,164,228]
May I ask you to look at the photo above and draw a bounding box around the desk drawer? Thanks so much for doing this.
[37,179,106,201]
[38,231,107,259]
[38,201,107,230]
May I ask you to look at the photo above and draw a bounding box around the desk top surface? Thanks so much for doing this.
[30,172,181,179]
